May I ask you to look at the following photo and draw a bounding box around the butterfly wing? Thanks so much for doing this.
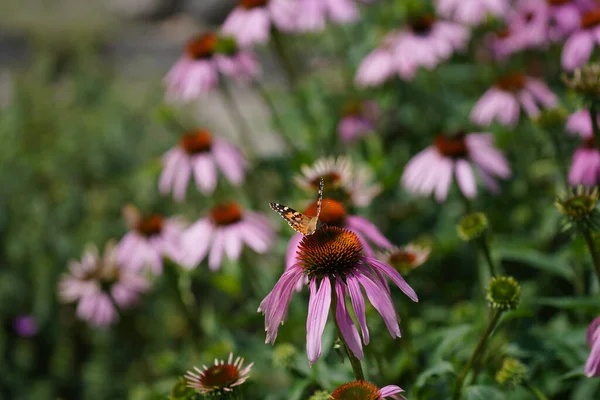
[269,203,313,235]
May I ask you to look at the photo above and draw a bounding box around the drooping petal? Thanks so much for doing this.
[306,276,332,365]
[334,278,363,359]
[364,257,419,302]
[346,274,370,345]
[354,272,401,338]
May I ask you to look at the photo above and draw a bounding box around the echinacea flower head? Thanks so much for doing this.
[392,15,470,80]
[260,225,418,365]
[182,202,274,270]
[435,0,508,25]
[294,0,359,32]
[116,205,185,275]
[486,276,521,311]
[585,316,600,377]
[164,33,260,102]
[470,73,558,126]
[13,315,38,338]
[295,156,382,207]
[331,380,406,400]
[401,132,511,202]
[185,353,253,395]
[378,243,431,275]
[59,242,149,327]
[568,137,600,185]
[563,63,600,98]
[337,99,381,143]
[562,7,600,70]
[222,0,298,47]
[496,358,529,389]
[506,0,549,49]
[159,129,248,200]
[555,186,600,231]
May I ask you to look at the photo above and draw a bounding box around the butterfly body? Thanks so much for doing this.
[269,178,324,235]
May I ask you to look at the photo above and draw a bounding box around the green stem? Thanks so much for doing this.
[582,230,600,286]
[330,289,365,381]
[589,102,600,153]
[548,127,569,188]
[524,383,548,400]
[220,81,254,155]
[250,79,298,152]
[477,237,497,277]
[164,262,203,345]
[452,310,502,400]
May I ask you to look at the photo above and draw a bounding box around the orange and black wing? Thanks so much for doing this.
[269,203,313,235]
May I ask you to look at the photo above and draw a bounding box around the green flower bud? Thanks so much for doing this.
[486,276,521,311]
[457,212,488,242]
[272,343,297,369]
[496,358,528,389]
[556,186,600,232]
[309,390,332,400]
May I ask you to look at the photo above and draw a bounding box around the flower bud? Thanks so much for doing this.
[496,358,528,389]
[457,212,488,242]
[486,276,521,311]
[563,63,600,99]
[309,390,332,400]
[556,186,600,232]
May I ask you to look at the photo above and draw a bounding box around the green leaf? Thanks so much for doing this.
[528,297,600,312]
[414,361,456,388]
[464,385,506,400]
[495,247,575,281]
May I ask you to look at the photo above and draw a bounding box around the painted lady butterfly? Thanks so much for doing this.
[269,177,324,235]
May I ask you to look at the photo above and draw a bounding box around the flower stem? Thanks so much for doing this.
[582,230,600,285]
[452,310,502,400]
[164,262,203,345]
[589,102,600,153]
[525,383,549,400]
[477,237,497,277]
[330,291,365,381]
[220,81,254,155]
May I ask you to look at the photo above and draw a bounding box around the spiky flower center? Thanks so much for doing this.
[495,26,512,39]
[582,8,600,29]
[486,276,521,311]
[297,226,362,278]
[136,214,164,237]
[211,203,243,226]
[584,137,596,149]
[241,0,269,9]
[410,15,435,36]
[310,174,342,190]
[185,33,218,60]
[495,73,526,92]
[434,132,469,158]
[180,130,213,154]
[304,199,347,226]
[556,186,599,219]
[200,364,240,389]
[331,380,380,400]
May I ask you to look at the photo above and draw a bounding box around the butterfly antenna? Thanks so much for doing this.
[316,177,324,219]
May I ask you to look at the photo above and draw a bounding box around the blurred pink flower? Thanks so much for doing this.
[507,0,550,49]
[586,316,600,377]
[470,73,558,126]
[331,381,406,400]
[561,7,600,70]
[159,129,248,200]
[393,15,469,80]
[164,33,260,102]
[59,242,149,327]
[295,0,359,32]
[222,0,298,47]
[568,138,600,185]
[566,109,600,138]
[13,315,38,338]
[182,202,275,270]
[547,0,584,41]
[337,99,380,142]
[488,27,528,59]
[402,132,511,202]
[116,206,185,275]
[259,226,417,365]
[355,33,401,87]
[435,0,508,25]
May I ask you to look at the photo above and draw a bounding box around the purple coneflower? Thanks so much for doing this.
[182,202,275,270]
[164,33,260,102]
[295,156,382,207]
[260,226,418,364]
[562,6,600,70]
[378,243,431,275]
[337,99,380,143]
[355,33,401,87]
[159,129,248,200]
[222,0,298,47]
[547,0,584,41]
[586,316,600,377]
[435,0,508,25]
[506,0,549,49]
[185,353,253,395]
[569,137,600,185]
[295,0,359,32]
[117,206,184,275]
[567,109,600,137]
[392,15,470,80]
[401,132,511,202]
[59,242,149,327]
[331,380,406,400]
[13,315,39,338]
[470,73,558,126]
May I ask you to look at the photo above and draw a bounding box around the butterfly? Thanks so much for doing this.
[270,177,324,235]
